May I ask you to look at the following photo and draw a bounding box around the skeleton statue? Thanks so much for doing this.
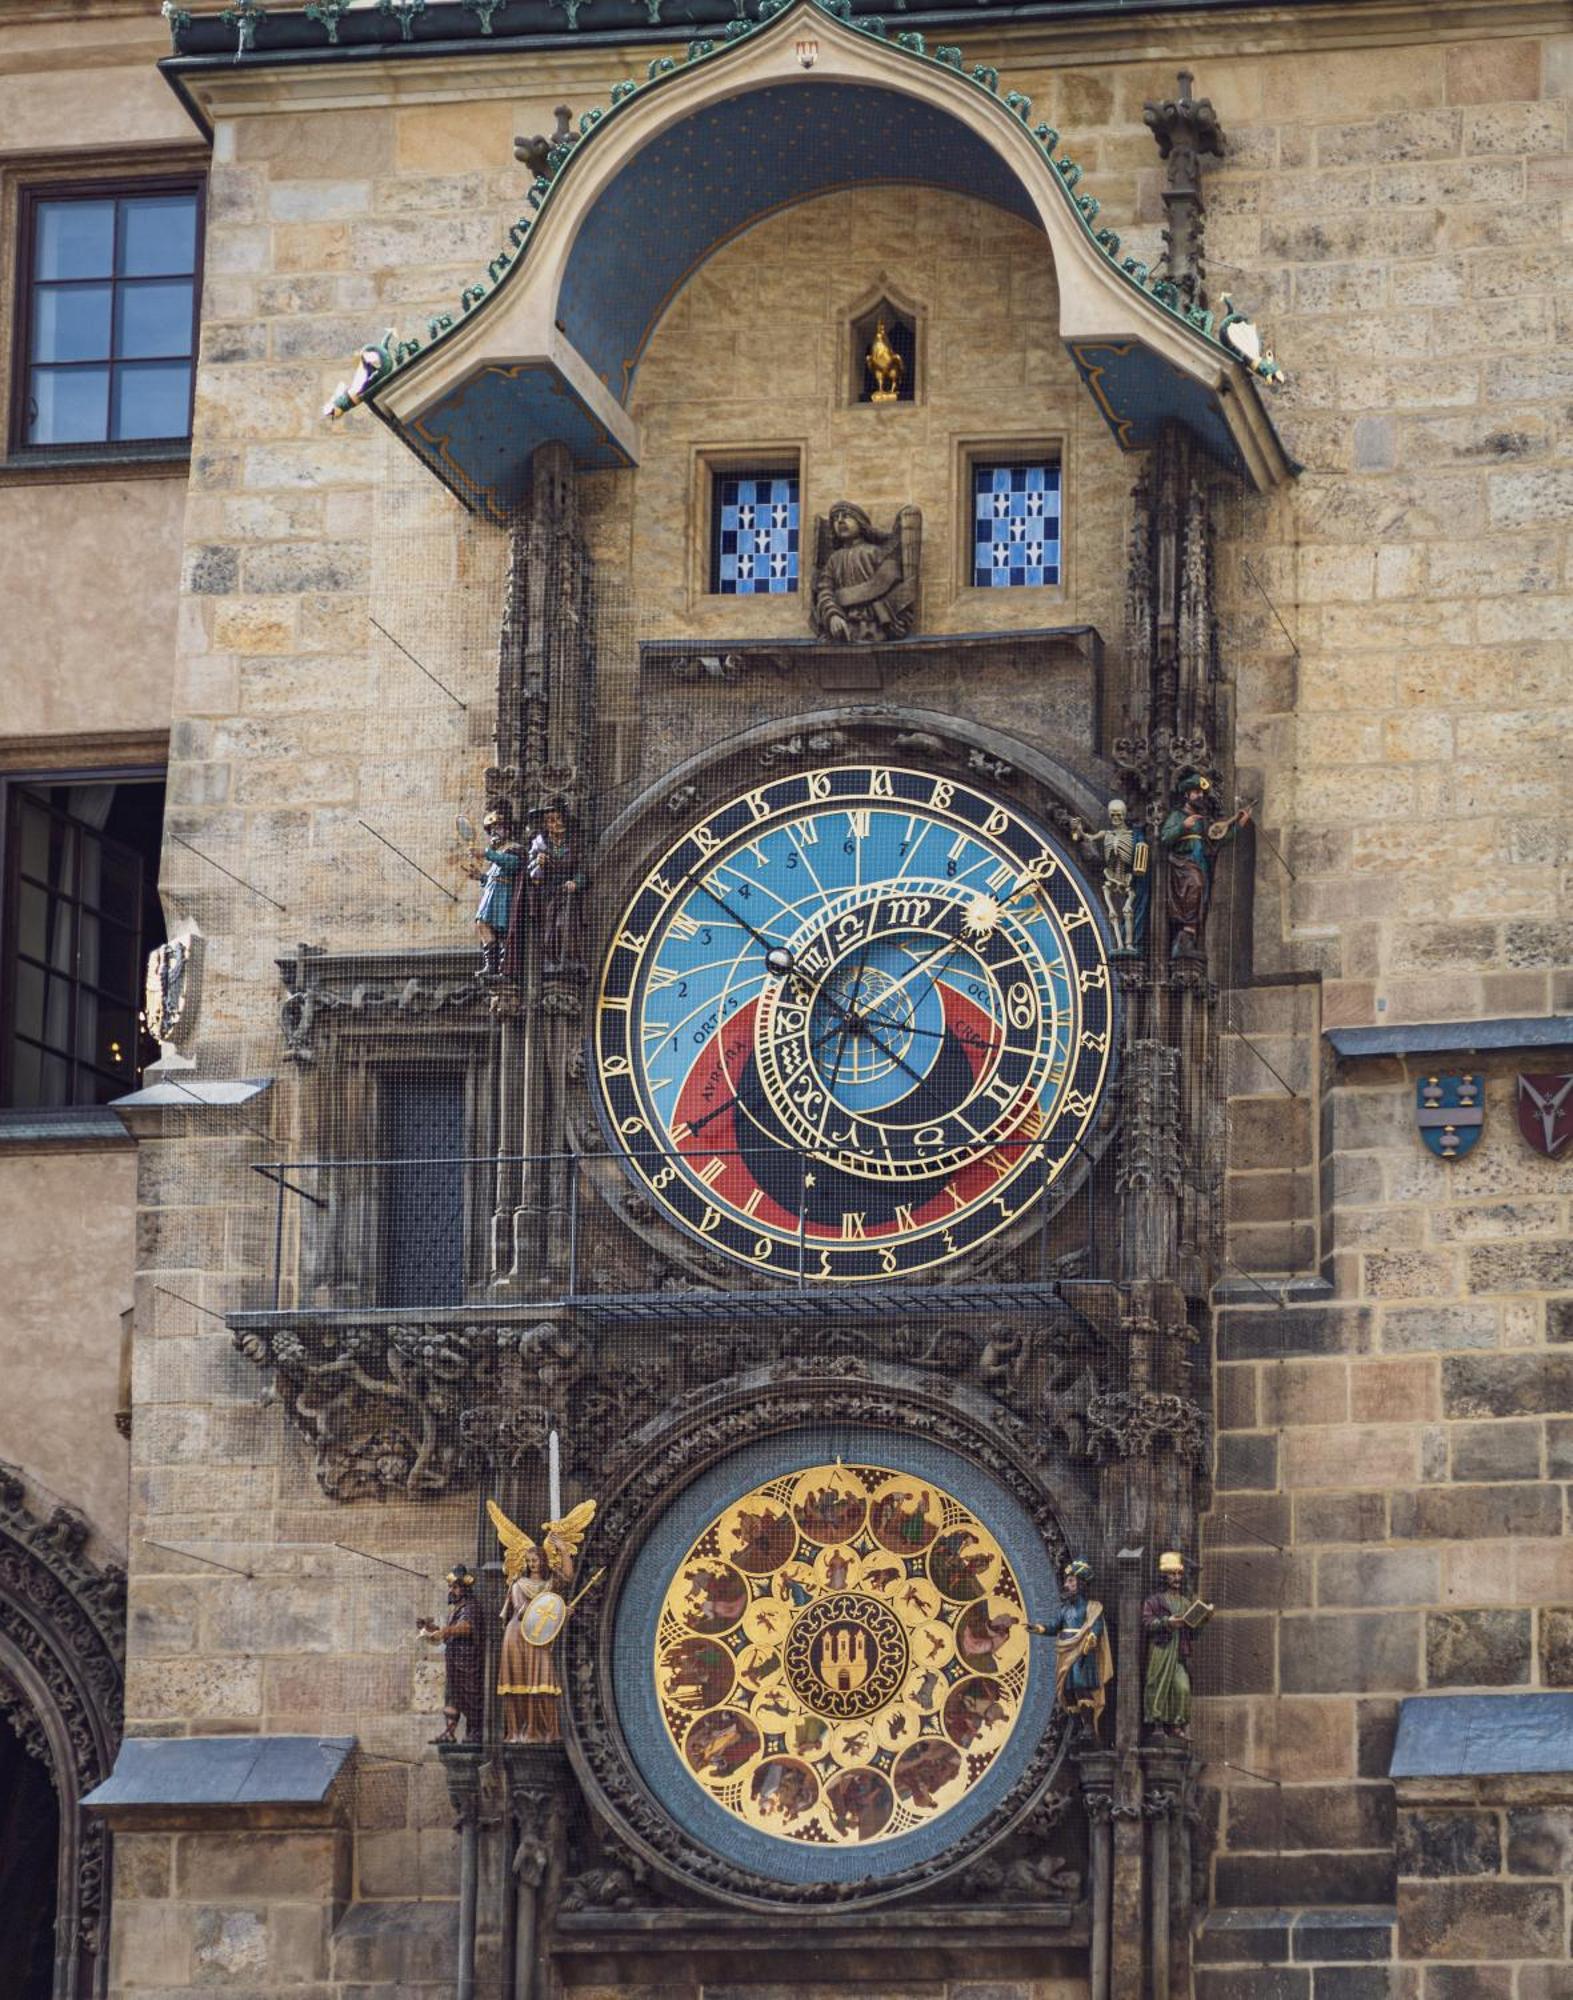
[1070,799,1149,953]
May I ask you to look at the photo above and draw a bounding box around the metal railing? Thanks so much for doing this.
[250,1135,1112,1316]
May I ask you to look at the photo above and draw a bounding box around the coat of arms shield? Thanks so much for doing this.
[1415,1073,1482,1161]
[1517,1074,1573,1158]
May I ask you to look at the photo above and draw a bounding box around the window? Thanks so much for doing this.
[2,777,166,1107]
[14,182,201,451]
[711,469,800,595]
[971,459,1062,588]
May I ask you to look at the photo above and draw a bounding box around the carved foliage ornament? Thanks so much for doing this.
[231,1301,1115,1502]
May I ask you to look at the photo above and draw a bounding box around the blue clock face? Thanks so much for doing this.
[595,764,1114,1281]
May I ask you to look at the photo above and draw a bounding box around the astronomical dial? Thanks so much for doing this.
[594,763,1114,1281]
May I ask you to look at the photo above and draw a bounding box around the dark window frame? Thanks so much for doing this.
[0,765,165,1110]
[8,174,205,462]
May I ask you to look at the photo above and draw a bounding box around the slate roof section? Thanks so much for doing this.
[1327,1015,1573,1061]
[83,1735,356,1819]
[1391,1695,1573,1779]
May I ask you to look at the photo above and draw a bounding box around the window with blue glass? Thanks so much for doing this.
[15,181,202,451]
[972,460,1062,588]
[711,470,800,594]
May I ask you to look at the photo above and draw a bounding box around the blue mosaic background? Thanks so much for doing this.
[973,461,1061,588]
[714,472,799,594]
[608,1424,1062,1886]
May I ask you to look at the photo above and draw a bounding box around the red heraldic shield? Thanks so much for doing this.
[1517,1074,1573,1158]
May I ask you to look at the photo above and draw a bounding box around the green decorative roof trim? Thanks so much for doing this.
[338,0,1226,413]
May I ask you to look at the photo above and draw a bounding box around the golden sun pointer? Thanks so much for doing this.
[961,893,1002,940]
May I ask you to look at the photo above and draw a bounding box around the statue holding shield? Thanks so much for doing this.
[488,1497,600,1743]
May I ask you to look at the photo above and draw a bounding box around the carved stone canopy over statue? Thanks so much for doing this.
[809,501,921,644]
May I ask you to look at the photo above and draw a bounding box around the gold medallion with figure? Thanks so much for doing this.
[652,1462,1029,1847]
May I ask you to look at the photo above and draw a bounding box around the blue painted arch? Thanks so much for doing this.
[557,81,1041,401]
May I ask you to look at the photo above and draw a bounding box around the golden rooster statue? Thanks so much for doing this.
[866,317,905,403]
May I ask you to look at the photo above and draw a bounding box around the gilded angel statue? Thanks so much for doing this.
[487,1497,600,1743]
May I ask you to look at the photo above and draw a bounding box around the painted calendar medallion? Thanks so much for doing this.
[595,764,1115,1280]
[651,1461,1028,1850]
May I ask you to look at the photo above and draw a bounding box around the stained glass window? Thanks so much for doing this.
[712,470,800,594]
[972,460,1061,588]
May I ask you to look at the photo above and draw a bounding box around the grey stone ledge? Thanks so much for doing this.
[1327,1015,1573,1063]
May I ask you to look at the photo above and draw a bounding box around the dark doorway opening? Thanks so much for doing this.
[0,1716,60,2000]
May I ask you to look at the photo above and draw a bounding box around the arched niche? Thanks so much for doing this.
[368,0,1290,517]
[0,1468,125,2000]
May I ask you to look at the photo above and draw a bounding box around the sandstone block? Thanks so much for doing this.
[193,1906,269,1983]
[1269,1697,1357,1782]
[1380,1305,1498,1354]
[1230,1096,1313,1171]
[1398,1879,1563,1959]
[1217,1432,1279,1490]
[1397,1806,1502,1878]
[1319,1549,1440,1608]
[1444,36,1543,103]
[1205,1493,1293,1549]
[1296,1493,1389,1544]
[1210,1550,1315,1610]
[1217,1364,1258,1431]
[242,540,371,595]
[1229,1780,1395,1853]
[1516,1970,1573,2000]
[1506,1807,1573,1876]
[1315,112,1460,166]
[1463,102,1565,156]
[1358,1699,1401,1778]
[1283,1426,1419,1491]
[1290,1909,1395,1962]
[1391,1483,1562,1541]
[1442,1351,1573,1418]
[1221,1305,1373,1361]
[1539,1610,1573,1686]
[1280,1611,1420,1694]
[1195,1973,1308,2000]
[183,545,240,596]
[1216,1848,1396,1908]
[1351,1359,1437,1424]
[1265,1361,1349,1425]
[1449,1419,1542,1481]
[1424,1971,1513,2000]
[1312,1969,1417,2000]
[1425,1609,1532,1687]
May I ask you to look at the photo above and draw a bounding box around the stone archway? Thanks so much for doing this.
[0,1467,125,2000]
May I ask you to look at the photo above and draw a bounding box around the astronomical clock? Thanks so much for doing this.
[593,760,1114,1282]
[558,722,1128,1918]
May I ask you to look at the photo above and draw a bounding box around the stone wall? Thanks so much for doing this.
[97,0,1573,1994]
[0,2,194,752]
